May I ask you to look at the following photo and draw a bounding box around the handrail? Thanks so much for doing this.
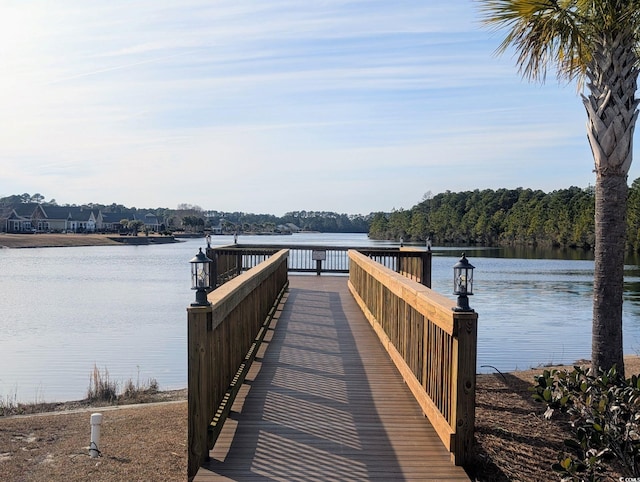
[207,244,431,287]
[187,249,289,480]
[347,250,477,466]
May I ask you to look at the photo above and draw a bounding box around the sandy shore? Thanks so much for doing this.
[0,233,178,248]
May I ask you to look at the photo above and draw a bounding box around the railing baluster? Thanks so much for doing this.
[347,250,477,467]
[187,250,289,480]
[207,244,430,284]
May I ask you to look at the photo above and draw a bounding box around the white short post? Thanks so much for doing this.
[90,413,103,458]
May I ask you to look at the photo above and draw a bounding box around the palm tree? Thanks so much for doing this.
[479,0,640,377]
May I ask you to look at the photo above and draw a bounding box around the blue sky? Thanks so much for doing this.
[2,1,636,216]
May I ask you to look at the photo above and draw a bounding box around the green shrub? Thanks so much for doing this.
[531,365,640,481]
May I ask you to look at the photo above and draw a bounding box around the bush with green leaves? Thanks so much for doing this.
[531,365,640,481]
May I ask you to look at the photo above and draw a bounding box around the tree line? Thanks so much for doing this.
[11,181,640,251]
[369,178,640,252]
[0,194,371,234]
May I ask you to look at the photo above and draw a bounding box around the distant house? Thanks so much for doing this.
[37,206,98,233]
[3,210,33,232]
[0,206,13,232]
[97,211,136,232]
[141,213,160,232]
[0,203,162,234]
[0,203,45,233]
[96,211,162,233]
[0,203,99,233]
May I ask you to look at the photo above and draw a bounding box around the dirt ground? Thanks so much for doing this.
[0,233,183,249]
[0,233,125,248]
[0,401,187,482]
[3,360,638,481]
[472,368,591,481]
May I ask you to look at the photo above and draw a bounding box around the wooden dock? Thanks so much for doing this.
[194,275,470,481]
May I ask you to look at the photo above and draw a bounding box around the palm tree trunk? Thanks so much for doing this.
[592,173,627,377]
[585,33,639,378]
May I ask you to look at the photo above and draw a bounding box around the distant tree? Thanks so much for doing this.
[0,194,24,205]
[368,213,389,239]
[387,209,411,241]
[177,203,202,211]
[128,220,144,235]
[30,193,44,204]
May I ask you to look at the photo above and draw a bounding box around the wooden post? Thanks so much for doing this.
[187,305,213,481]
[236,252,242,276]
[421,250,432,288]
[206,247,217,289]
[450,311,478,466]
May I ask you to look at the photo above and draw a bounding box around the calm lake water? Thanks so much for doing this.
[2,232,640,403]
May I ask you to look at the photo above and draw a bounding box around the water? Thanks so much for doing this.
[1,232,640,403]
[0,240,198,404]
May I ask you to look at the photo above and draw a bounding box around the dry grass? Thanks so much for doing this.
[3,360,640,481]
[0,233,122,249]
[0,400,187,482]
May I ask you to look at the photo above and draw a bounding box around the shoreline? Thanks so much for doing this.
[0,233,180,249]
[6,356,639,417]
[0,388,188,419]
[1,360,638,480]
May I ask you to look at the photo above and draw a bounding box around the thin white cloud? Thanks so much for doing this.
[0,0,632,214]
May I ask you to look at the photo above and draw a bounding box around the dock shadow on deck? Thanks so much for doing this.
[195,275,469,481]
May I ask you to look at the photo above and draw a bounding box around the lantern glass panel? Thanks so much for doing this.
[192,262,210,289]
[454,268,467,294]
[452,254,475,295]
[462,269,473,294]
[190,248,212,290]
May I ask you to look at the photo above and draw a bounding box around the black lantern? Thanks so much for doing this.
[190,247,212,307]
[453,253,475,312]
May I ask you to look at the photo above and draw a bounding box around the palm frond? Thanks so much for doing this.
[478,0,588,82]
[478,0,640,84]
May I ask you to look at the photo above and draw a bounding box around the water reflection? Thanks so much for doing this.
[2,233,640,402]
[431,250,640,373]
[445,245,595,261]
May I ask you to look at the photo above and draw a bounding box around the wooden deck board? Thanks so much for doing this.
[196,275,470,481]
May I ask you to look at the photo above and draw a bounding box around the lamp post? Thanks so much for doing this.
[190,247,213,307]
[453,253,475,312]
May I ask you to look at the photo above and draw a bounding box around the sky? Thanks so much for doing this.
[2,1,637,216]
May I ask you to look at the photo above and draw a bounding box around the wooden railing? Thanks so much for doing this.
[207,246,278,287]
[207,244,431,287]
[187,249,289,480]
[347,250,477,466]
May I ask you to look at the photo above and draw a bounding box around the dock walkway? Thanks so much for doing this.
[195,275,469,481]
